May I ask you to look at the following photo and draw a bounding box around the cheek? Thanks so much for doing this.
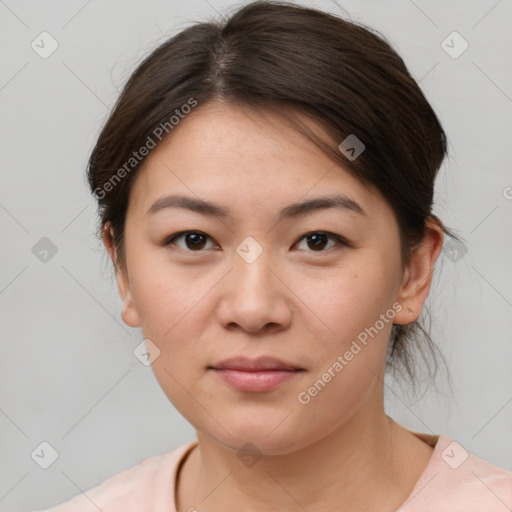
[127,255,221,382]
[291,265,399,436]
[129,262,210,415]
[128,251,212,337]
[309,258,399,348]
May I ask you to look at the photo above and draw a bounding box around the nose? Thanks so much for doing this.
[215,249,293,335]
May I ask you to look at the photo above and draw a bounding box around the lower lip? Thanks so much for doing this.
[210,368,303,392]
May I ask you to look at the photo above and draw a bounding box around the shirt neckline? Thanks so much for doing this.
[396,429,452,510]
[170,430,446,512]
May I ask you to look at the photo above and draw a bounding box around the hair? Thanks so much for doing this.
[87,0,462,394]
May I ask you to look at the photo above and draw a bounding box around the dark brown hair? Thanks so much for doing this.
[87,0,461,391]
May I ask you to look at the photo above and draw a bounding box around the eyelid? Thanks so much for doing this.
[292,231,350,251]
[163,230,219,250]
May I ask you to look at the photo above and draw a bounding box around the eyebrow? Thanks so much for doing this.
[146,194,366,221]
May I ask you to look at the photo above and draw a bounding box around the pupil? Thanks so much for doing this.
[308,233,327,250]
[187,233,206,250]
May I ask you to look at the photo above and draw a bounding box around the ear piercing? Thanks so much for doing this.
[408,307,414,315]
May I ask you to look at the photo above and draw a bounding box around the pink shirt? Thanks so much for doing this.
[34,431,512,511]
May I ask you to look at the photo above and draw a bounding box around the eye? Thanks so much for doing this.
[164,231,218,251]
[163,230,349,253]
[293,231,348,252]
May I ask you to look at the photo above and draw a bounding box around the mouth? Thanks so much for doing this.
[209,355,304,372]
[208,356,305,392]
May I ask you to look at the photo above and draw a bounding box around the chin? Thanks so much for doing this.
[203,415,309,456]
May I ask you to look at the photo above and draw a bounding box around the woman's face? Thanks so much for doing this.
[111,102,420,454]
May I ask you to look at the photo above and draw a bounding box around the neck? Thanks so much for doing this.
[176,407,434,512]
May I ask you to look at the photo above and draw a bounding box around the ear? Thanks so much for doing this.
[102,224,141,328]
[393,217,444,325]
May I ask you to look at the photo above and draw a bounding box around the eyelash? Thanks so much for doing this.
[163,230,350,253]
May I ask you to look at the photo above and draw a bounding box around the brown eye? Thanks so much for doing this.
[305,233,328,250]
[294,231,347,252]
[165,231,216,251]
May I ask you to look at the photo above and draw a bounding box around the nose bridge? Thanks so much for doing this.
[217,240,291,332]
[232,243,275,305]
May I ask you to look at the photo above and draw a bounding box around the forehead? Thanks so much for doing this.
[128,102,385,220]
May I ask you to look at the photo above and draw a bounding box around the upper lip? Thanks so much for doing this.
[209,356,303,371]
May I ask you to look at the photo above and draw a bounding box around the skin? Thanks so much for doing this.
[103,101,444,512]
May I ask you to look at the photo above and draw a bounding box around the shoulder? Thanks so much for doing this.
[30,439,198,512]
[406,433,512,511]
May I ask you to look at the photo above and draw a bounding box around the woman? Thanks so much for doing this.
[35,1,512,510]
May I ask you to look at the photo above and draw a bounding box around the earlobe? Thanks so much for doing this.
[394,219,444,325]
[120,298,141,328]
[101,223,141,328]
[117,272,141,328]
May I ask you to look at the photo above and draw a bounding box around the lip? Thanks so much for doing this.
[208,356,304,393]
[210,368,303,392]
[209,356,303,372]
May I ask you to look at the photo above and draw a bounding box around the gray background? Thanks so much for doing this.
[0,0,511,510]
